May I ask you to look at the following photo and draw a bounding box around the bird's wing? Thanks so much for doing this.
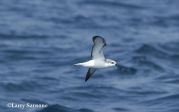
[91,36,106,60]
[85,68,96,82]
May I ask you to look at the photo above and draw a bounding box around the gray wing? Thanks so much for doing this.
[91,36,106,60]
[85,68,96,82]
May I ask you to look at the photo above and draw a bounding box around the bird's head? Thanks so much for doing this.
[105,59,117,67]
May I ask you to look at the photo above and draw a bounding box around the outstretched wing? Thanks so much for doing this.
[91,36,106,60]
[85,68,96,82]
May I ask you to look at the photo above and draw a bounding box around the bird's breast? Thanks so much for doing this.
[93,60,106,68]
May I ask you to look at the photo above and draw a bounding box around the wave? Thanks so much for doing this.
[78,0,144,10]
[37,104,95,112]
[1,81,45,92]
[135,44,170,59]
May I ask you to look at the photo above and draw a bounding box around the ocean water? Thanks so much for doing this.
[0,0,179,112]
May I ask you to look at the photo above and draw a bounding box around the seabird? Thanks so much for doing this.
[75,36,117,81]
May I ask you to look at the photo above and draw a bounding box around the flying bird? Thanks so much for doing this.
[75,36,117,81]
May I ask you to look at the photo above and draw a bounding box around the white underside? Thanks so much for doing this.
[74,60,108,68]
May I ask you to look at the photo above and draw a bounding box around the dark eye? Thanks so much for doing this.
[111,62,114,64]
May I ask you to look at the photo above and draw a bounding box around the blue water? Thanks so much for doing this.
[0,0,179,112]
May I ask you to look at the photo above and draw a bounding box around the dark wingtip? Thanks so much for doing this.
[92,36,101,42]
[85,68,96,82]
[85,75,90,82]
[92,36,106,46]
